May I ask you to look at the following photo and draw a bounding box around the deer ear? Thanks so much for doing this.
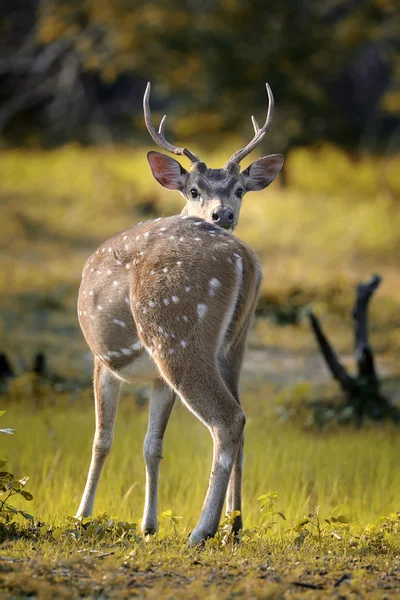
[147,151,188,191]
[241,154,284,192]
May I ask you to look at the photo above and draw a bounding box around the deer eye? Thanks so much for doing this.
[190,189,199,199]
[236,188,245,199]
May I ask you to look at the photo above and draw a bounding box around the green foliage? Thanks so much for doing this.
[257,491,286,531]
[160,508,183,535]
[3,0,400,148]
[293,505,350,548]
[38,513,141,545]
[0,412,33,531]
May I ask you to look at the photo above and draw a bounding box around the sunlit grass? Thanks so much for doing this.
[4,391,400,530]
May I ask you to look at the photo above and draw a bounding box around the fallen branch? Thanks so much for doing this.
[308,275,400,426]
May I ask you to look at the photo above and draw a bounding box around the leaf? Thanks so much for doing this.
[0,411,5,419]
[257,494,269,501]
[0,459,8,469]
[21,512,34,521]
[276,512,286,521]
[336,515,349,524]
[86,524,96,536]
[20,490,33,501]
[324,519,331,524]
[296,518,310,531]
[52,528,61,540]
[12,481,21,491]
[241,528,255,538]
[161,510,172,519]
[0,428,15,435]
[40,525,48,536]
[19,477,29,487]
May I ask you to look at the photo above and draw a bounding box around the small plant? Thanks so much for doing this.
[39,513,141,545]
[257,491,286,531]
[0,411,34,528]
[216,510,242,545]
[293,505,349,547]
[160,509,183,535]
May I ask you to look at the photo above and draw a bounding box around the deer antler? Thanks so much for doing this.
[227,83,274,165]
[143,82,200,164]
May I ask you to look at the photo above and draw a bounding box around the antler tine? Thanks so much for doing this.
[143,82,200,164]
[228,83,275,165]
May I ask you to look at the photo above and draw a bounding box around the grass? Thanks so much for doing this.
[4,392,400,527]
[1,390,400,597]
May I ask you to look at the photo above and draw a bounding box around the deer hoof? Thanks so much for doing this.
[141,523,157,536]
[188,527,213,547]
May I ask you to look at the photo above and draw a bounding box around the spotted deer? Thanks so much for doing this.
[76,83,283,546]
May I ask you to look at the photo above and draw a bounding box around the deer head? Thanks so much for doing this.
[144,83,284,232]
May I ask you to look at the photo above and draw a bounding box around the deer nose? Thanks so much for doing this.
[212,206,235,229]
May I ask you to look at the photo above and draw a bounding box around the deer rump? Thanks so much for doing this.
[78,215,260,387]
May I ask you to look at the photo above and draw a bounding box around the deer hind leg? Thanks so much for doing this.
[221,280,261,534]
[76,357,121,517]
[154,359,245,547]
[217,343,246,535]
[142,381,175,535]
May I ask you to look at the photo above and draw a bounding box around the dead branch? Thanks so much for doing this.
[308,311,358,393]
[352,274,381,388]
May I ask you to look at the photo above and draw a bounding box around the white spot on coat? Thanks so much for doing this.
[197,304,208,319]
[172,296,179,304]
[121,348,133,356]
[113,318,127,328]
[209,278,221,296]
[131,340,143,351]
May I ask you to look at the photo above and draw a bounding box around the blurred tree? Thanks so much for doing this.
[0,0,399,150]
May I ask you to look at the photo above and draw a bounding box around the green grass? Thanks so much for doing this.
[4,391,400,527]
[1,392,400,598]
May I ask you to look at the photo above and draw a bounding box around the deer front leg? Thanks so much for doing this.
[76,358,121,517]
[142,381,175,535]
